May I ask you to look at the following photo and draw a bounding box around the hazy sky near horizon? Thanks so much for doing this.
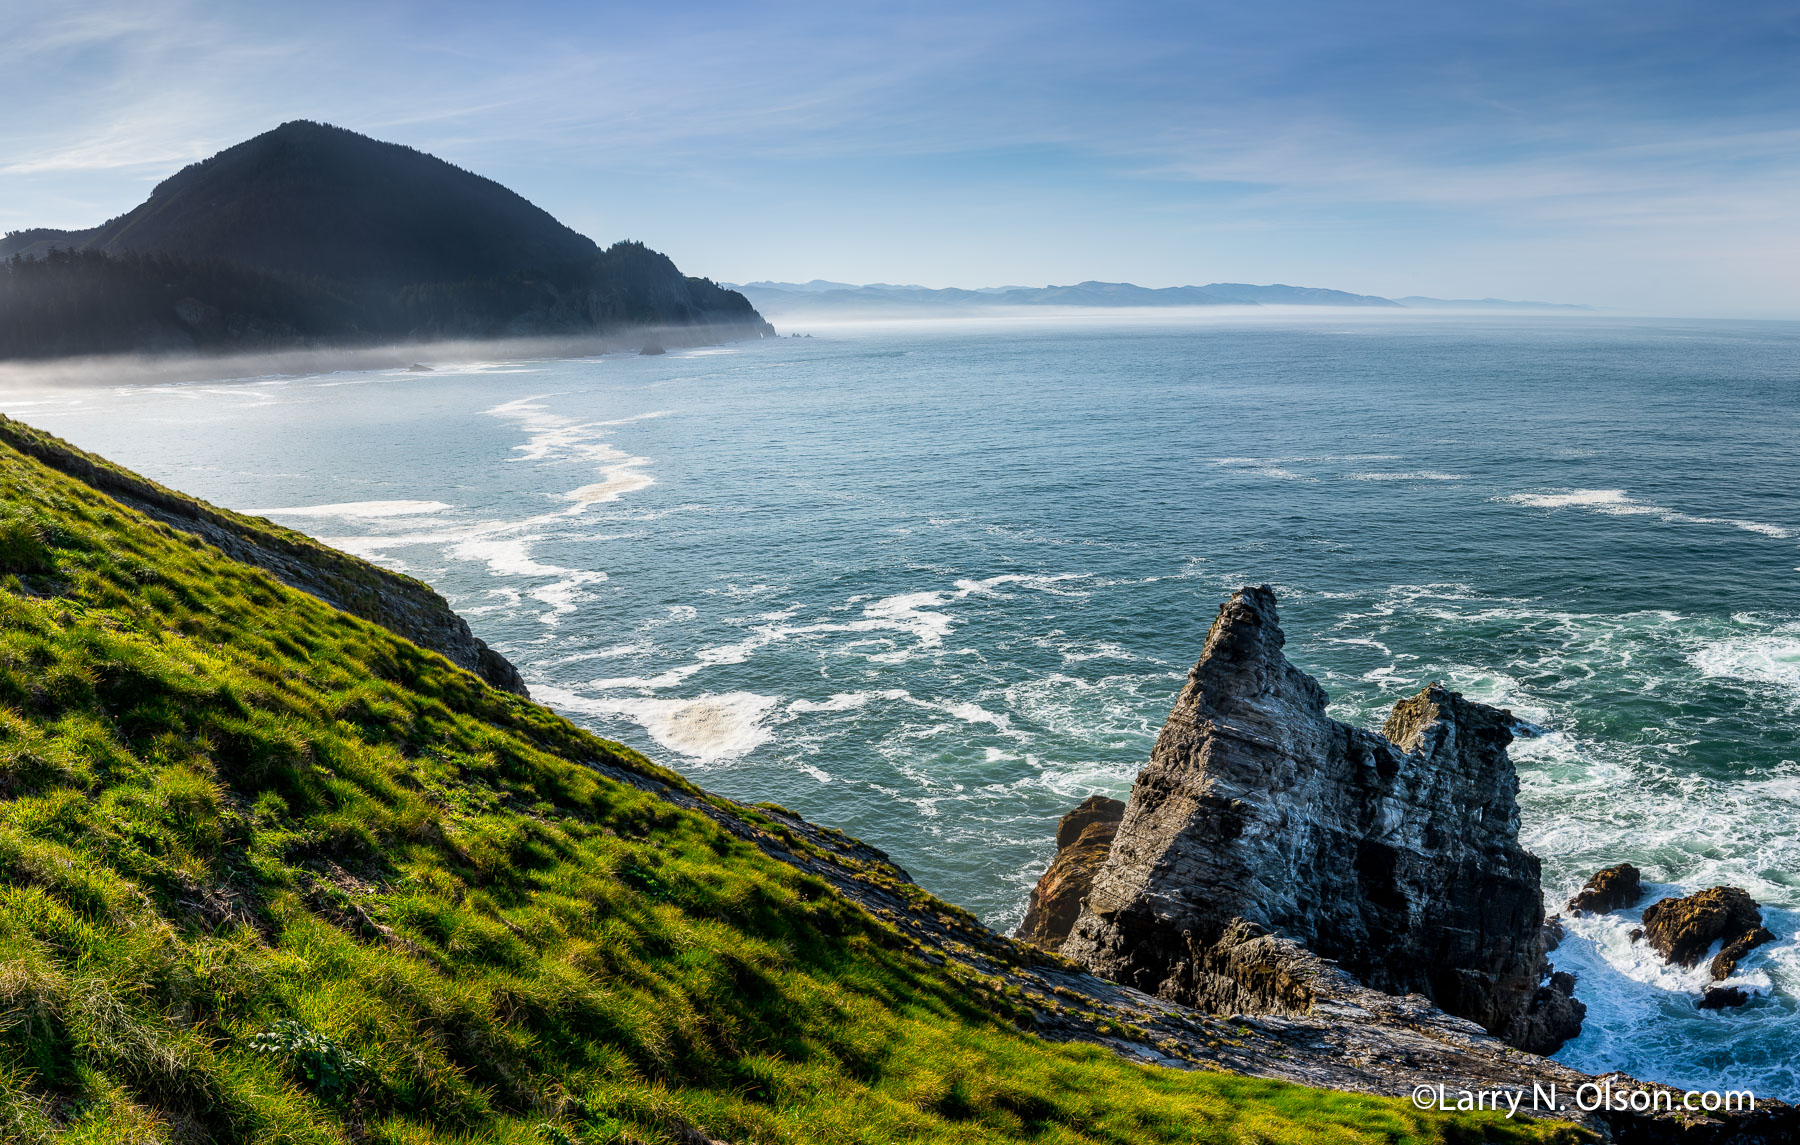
[6,1,1800,316]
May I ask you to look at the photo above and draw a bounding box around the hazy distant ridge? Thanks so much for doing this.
[732,280,1588,315]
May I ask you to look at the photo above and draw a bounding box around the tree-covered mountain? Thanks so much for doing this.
[0,121,770,358]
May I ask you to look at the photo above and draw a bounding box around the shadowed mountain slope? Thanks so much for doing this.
[0,122,769,358]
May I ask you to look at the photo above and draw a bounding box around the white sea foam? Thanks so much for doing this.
[1507,489,1634,509]
[1346,471,1465,482]
[567,466,655,503]
[943,701,1014,733]
[859,590,957,646]
[1690,627,1800,694]
[534,684,776,765]
[316,536,411,568]
[1502,489,1793,538]
[787,690,909,714]
[529,573,608,619]
[261,500,453,517]
[1553,890,1797,1094]
[484,395,659,507]
[447,537,568,578]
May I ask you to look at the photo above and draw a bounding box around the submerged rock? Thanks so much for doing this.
[1060,585,1582,1053]
[1569,863,1644,915]
[1016,795,1125,952]
[1640,886,1774,979]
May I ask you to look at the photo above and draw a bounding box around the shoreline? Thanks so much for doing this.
[0,322,776,391]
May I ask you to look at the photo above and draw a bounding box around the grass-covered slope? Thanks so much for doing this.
[0,426,1575,1144]
[0,415,526,696]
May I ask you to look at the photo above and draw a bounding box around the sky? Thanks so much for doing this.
[6,1,1800,316]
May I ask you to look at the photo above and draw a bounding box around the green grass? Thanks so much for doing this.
[0,431,1583,1144]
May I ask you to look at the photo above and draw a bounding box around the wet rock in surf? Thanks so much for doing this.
[1569,863,1644,915]
[1059,585,1583,1053]
[1713,926,1778,981]
[1640,886,1773,979]
[1698,985,1751,1010]
[1016,795,1125,953]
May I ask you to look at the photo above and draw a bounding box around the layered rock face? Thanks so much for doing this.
[1059,585,1581,1052]
[1016,796,1125,952]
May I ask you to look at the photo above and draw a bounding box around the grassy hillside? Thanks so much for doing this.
[0,426,1578,1144]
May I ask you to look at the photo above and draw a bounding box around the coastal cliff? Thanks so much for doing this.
[1057,586,1582,1052]
[0,423,1786,1141]
[1014,795,1124,952]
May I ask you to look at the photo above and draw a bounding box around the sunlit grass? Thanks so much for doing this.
[0,428,1583,1144]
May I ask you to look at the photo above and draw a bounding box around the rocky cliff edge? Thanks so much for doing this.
[1057,585,1581,1052]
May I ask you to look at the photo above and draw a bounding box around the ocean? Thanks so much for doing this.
[8,310,1797,1098]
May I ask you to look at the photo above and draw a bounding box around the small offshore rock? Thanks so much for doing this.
[1712,924,1777,980]
[1542,916,1565,953]
[1698,986,1750,1010]
[1568,863,1644,915]
[1016,795,1125,952]
[1628,927,1644,944]
[639,341,667,356]
[1640,886,1772,978]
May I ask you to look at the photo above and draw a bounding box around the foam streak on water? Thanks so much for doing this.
[10,316,1800,1097]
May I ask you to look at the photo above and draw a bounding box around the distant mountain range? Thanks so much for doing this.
[0,121,770,359]
[729,280,1590,316]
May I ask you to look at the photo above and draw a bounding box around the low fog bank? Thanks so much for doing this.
[760,303,1622,334]
[0,325,769,395]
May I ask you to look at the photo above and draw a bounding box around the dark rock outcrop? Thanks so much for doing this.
[1016,795,1125,952]
[1698,986,1750,1010]
[1640,886,1774,979]
[1713,927,1778,981]
[661,770,1793,1142]
[1060,585,1582,1052]
[1569,863,1644,915]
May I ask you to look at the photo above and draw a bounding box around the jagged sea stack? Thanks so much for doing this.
[1058,585,1581,1052]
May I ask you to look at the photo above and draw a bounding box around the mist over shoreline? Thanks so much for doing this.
[0,326,766,394]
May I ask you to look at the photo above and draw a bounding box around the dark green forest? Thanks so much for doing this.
[0,122,769,358]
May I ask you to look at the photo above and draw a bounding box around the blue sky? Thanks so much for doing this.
[6,1,1800,314]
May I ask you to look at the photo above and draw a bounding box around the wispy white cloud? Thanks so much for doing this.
[5,0,1800,313]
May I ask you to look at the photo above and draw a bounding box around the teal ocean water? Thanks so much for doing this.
[10,312,1799,1097]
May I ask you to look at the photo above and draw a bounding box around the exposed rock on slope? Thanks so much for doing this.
[626,767,1794,1142]
[1059,585,1582,1052]
[1015,795,1124,952]
[1640,886,1774,980]
[0,415,528,695]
